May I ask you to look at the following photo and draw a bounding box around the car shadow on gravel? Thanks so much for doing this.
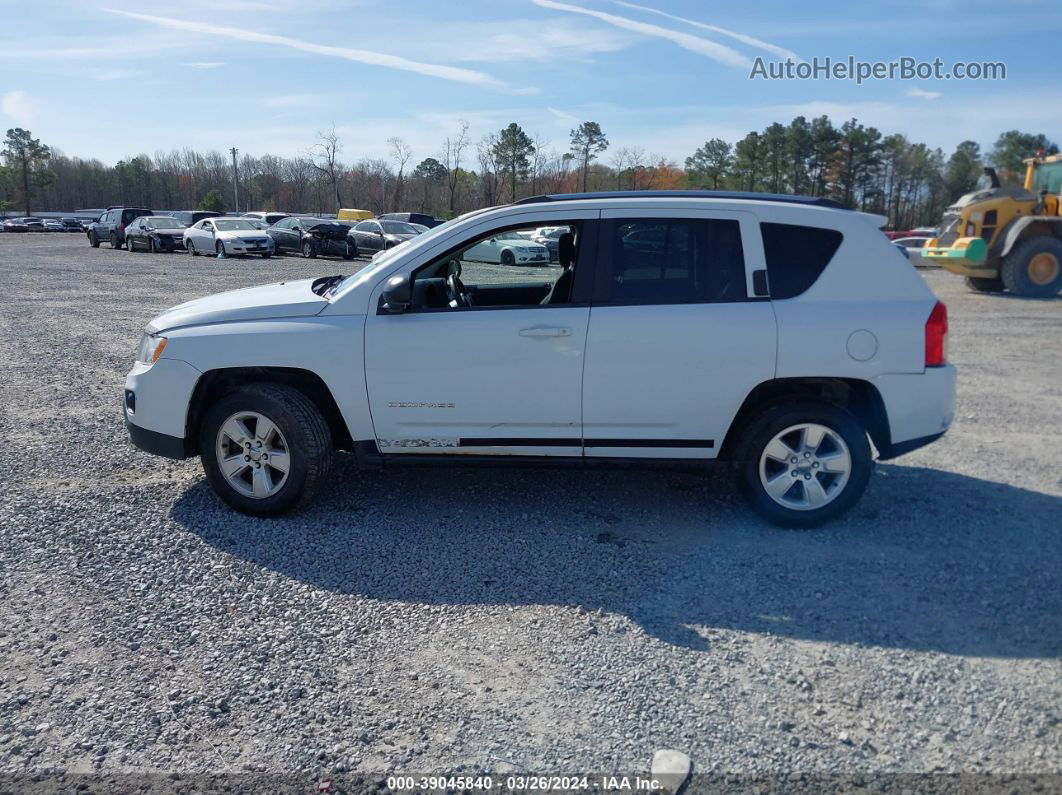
[171,459,1062,658]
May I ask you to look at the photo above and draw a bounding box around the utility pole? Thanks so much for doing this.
[230,147,239,213]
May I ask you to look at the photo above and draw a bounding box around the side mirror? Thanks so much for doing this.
[381,274,412,313]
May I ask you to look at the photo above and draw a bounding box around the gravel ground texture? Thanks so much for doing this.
[0,235,1060,784]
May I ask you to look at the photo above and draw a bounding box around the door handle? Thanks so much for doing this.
[519,327,571,338]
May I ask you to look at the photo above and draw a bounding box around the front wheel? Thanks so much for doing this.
[735,402,872,528]
[1001,237,1062,297]
[199,383,333,516]
[88,232,100,248]
[343,240,356,260]
[501,249,516,266]
[126,236,136,252]
[216,241,225,258]
[302,240,316,258]
[148,237,157,254]
[187,240,197,256]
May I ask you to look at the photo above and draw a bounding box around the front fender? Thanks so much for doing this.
[996,216,1062,258]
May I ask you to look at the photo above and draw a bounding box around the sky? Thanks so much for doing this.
[1,0,1060,168]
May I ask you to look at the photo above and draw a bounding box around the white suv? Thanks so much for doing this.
[124,191,956,527]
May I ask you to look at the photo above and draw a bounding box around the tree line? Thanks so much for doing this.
[2,120,1057,230]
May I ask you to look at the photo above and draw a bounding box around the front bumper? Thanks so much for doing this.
[124,358,200,460]
[223,239,274,255]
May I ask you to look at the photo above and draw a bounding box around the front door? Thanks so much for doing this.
[363,216,596,457]
[581,209,777,458]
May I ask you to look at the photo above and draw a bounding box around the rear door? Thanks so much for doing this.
[581,208,777,458]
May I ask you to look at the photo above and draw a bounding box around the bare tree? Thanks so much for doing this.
[442,120,470,216]
[311,127,343,213]
[530,133,550,196]
[387,137,412,212]
[476,133,501,207]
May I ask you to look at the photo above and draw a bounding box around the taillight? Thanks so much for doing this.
[117,223,125,233]
[925,301,947,367]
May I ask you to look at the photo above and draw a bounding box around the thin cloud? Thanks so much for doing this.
[612,1,798,61]
[907,87,942,100]
[530,0,752,70]
[1,91,38,125]
[104,8,506,88]
[185,61,226,69]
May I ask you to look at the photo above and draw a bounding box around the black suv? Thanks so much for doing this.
[87,207,152,248]
[170,210,222,227]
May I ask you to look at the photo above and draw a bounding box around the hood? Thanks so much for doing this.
[146,278,328,333]
[307,222,351,240]
[214,230,271,242]
[148,228,186,235]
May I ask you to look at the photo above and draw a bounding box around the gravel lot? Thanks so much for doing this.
[1,234,1060,784]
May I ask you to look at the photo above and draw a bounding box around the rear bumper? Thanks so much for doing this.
[871,364,956,460]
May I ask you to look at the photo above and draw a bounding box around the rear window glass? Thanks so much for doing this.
[760,223,843,299]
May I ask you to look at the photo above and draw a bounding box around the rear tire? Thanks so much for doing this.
[1001,237,1062,297]
[199,383,333,517]
[965,276,1004,293]
[734,401,872,528]
[110,233,121,249]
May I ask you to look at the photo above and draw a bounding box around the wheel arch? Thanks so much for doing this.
[995,216,1062,259]
[185,367,354,457]
[719,377,891,461]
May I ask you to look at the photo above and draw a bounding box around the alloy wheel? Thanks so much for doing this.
[214,411,291,499]
[758,422,852,511]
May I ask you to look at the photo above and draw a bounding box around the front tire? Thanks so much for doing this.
[148,237,157,254]
[88,232,100,248]
[126,236,136,252]
[965,275,1004,293]
[1001,237,1062,297]
[343,240,356,260]
[302,240,316,258]
[187,240,197,256]
[199,383,333,517]
[735,402,872,528]
[501,249,516,266]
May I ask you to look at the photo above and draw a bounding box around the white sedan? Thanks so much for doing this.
[184,217,275,258]
[894,236,934,268]
[462,230,549,266]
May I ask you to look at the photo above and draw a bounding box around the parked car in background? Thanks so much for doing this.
[378,212,444,228]
[464,229,549,265]
[4,217,45,232]
[61,218,84,232]
[242,211,289,226]
[531,226,569,261]
[347,218,421,257]
[123,191,955,527]
[88,207,152,248]
[125,216,188,253]
[171,210,222,227]
[184,217,274,258]
[267,216,354,259]
[43,219,65,232]
[894,236,934,268]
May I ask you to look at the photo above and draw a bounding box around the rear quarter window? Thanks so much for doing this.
[760,223,843,299]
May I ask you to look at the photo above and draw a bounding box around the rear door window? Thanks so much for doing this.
[599,218,748,305]
[760,223,843,299]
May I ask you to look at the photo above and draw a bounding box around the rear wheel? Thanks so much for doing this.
[110,233,121,249]
[199,383,333,516]
[735,402,872,528]
[302,240,316,258]
[965,276,1004,293]
[1001,236,1062,297]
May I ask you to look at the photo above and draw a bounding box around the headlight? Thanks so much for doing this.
[136,333,168,364]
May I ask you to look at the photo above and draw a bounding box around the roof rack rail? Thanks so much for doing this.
[513,190,846,210]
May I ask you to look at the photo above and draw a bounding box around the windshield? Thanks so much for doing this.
[381,221,418,235]
[147,217,182,229]
[215,219,258,231]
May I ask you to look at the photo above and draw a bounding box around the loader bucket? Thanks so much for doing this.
[920,236,988,265]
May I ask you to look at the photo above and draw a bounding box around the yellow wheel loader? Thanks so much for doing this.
[922,153,1062,297]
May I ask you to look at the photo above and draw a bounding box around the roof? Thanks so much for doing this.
[513,190,846,210]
